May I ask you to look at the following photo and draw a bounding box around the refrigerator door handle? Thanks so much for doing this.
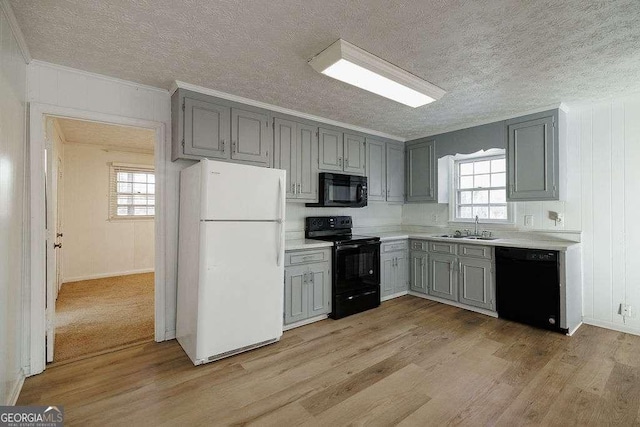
[276,177,285,267]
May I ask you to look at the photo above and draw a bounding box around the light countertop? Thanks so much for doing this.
[286,231,579,252]
[285,239,333,251]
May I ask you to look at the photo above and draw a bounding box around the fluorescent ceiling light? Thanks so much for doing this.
[309,39,445,108]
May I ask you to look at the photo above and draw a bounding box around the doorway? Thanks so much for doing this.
[45,116,157,363]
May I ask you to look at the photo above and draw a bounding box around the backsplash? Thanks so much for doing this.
[285,202,403,238]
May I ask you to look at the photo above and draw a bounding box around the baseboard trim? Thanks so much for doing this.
[408,292,499,318]
[381,291,409,302]
[7,368,25,405]
[283,314,328,331]
[64,269,154,283]
[583,318,640,337]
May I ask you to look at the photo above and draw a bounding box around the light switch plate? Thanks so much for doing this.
[524,215,534,227]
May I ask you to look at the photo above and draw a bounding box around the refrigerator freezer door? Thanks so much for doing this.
[201,160,286,221]
[196,221,284,360]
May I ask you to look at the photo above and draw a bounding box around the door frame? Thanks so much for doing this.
[27,103,167,375]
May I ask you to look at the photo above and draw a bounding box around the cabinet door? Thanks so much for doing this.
[395,251,408,293]
[343,133,366,175]
[409,251,428,294]
[386,142,405,203]
[380,252,395,297]
[183,97,230,159]
[507,114,557,200]
[231,107,271,165]
[308,263,331,317]
[273,118,297,199]
[318,128,344,171]
[406,140,436,202]
[284,265,308,324]
[297,123,319,201]
[366,138,386,201]
[428,254,458,301]
[458,258,494,310]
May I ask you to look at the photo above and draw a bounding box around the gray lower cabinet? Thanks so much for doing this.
[284,248,331,325]
[506,110,559,201]
[231,107,271,166]
[406,139,436,202]
[274,118,318,201]
[409,250,428,294]
[428,253,458,301]
[381,247,408,298]
[458,257,494,310]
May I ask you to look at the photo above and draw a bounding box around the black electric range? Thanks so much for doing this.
[305,216,381,319]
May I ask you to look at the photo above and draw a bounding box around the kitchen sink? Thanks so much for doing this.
[463,236,499,241]
[436,234,465,238]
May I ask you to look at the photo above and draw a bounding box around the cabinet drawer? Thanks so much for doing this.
[429,241,456,255]
[410,240,428,251]
[458,244,492,259]
[382,240,408,253]
[286,249,330,266]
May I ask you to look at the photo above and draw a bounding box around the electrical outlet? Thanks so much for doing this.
[524,215,534,227]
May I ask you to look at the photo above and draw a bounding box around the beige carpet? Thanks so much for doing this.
[54,272,154,363]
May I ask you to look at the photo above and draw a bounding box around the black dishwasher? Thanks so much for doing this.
[495,247,565,333]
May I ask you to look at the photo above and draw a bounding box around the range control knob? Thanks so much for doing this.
[548,317,556,325]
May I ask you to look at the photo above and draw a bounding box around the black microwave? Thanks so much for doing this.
[306,173,368,208]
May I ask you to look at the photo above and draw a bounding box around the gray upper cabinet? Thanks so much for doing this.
[428,253,458,301]
[386,142,405,203]
[506,110,558,201]
[231,107,271,166]
[366,138,386,201]
[182,96,230,160]
[274,118,318,201]
[458,257,494,310]
[406,140,436,202]
[343,133,366,175]
[318,127,344,172]
[296,123,318,201]
[273,118,297,198]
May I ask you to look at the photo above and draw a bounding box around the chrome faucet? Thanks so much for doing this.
[474,215,479,236]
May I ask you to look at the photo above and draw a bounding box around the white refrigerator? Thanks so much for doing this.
[176,159,286,365]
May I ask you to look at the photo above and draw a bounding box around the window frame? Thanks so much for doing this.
[108,162,155,221]
[448,153,514,224]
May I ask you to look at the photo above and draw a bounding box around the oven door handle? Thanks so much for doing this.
[336,244,361,250]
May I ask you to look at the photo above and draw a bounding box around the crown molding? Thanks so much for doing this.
[63,140,154,155]
[171,80,405,142]
[30,59,170,95]
[1,0,31,63]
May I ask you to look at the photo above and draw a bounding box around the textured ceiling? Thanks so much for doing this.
[55,118,155,153]
[12,1,640,139]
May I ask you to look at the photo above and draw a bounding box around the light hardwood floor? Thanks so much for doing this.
[18,296,640,426]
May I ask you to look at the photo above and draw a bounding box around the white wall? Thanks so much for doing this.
[62,144,154,282]
[577,94,640,335]
[0,2,28,405]
[26,61,177,340]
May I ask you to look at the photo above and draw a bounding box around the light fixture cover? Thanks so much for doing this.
[309,39,445,108]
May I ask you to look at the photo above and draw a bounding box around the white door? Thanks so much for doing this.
[200,159,286,221]
[196,221,284,359]
[45,119,56,362]
[55,156,63,293]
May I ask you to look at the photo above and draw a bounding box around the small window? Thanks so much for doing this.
[109,163,155,219]
[453,155,510,222]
